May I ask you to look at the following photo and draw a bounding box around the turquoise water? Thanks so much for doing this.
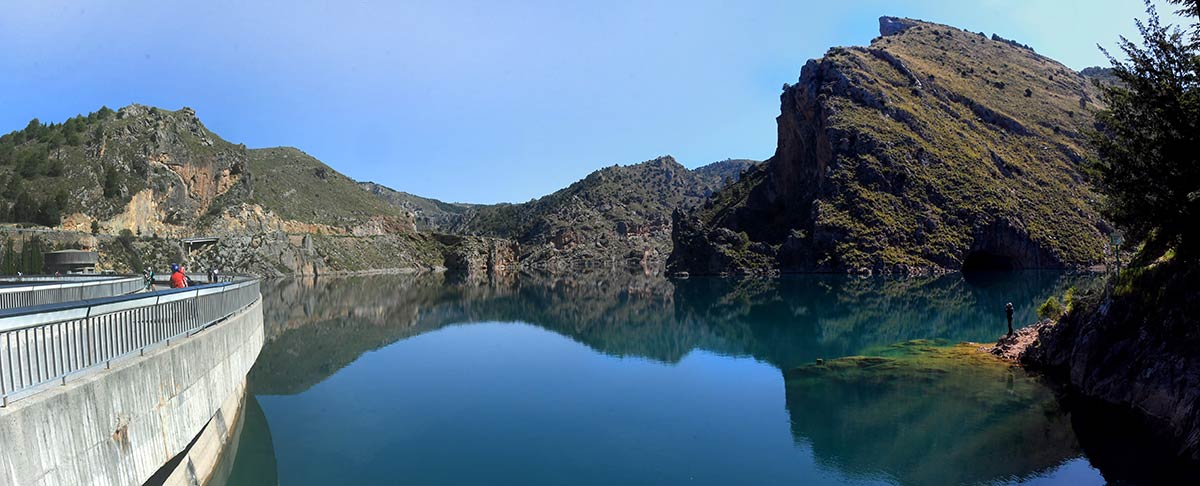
[213,271,1133,485]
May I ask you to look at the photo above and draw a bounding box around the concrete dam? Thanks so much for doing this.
[0,275,263,486]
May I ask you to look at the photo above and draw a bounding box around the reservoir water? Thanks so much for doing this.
[212,271,1152,485]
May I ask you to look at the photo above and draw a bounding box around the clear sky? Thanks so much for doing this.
[0,0,1187,203]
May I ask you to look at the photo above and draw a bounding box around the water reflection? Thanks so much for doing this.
[252,270,1084,392]
[220,270,1112,486]
[221,395,279,486]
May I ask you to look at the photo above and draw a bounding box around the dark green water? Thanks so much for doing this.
[213,271,1141,485]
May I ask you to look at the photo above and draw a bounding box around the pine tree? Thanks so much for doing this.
[1090,0,1200,258]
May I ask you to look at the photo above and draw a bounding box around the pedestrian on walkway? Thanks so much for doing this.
[169,264,188,289]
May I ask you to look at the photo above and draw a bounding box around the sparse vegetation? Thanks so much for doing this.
[1037,295,1064,319]
[679,17,1107,274]
[247,147,413,228]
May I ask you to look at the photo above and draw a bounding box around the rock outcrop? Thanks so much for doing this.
[1019,259,1200,464]
[670,17,1108,275]
[360,156,755,275]
[357,182,475,233]
[878,16,920,37]
[0,105,514,277]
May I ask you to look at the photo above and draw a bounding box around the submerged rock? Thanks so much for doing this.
[785,341,1082,485]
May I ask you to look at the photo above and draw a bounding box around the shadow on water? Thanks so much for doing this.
[213,394,279,486]
[214,269,1168,485]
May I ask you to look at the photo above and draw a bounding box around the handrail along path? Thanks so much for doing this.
[0,277,260,407]
[0,275,144,311]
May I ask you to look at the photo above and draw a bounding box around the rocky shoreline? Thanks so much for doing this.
[983,268,1200,467]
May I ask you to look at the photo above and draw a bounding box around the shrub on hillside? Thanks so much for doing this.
[1038,296,1064,320]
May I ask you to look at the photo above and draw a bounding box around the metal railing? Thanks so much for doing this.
[0,277,260,407]
[0,276,145,311]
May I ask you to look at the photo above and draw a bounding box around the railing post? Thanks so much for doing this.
[0,276,257,406]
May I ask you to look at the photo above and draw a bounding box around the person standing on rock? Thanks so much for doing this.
[1006,302,1015,337]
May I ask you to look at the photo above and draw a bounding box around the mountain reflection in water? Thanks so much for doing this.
[218,271,1113,486]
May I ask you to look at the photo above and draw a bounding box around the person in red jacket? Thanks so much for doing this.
[169,264,188,289]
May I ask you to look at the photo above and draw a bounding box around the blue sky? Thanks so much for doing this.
[0,0,1186,203]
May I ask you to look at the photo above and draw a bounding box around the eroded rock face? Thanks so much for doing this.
[879,16,920,37]
[670,17,1107,275]
[110,104,250,223]
[1021,262,1200,465]
[436,234,519,276]
[451,156,756,275]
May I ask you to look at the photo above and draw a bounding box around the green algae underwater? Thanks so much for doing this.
[786,340,1080,485]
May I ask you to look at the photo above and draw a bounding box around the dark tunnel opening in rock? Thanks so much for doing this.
[962,251,1018,272]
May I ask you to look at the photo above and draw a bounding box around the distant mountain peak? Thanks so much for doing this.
[879,16,921,37]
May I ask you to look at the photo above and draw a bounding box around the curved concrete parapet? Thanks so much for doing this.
[0,298,263,486]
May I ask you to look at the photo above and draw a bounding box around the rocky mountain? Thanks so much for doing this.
[1079,66,1121,86]
[691,158,758,186]
[248,147,415,232]
[356,181,475,232]
[0,104,249,233]
[0,104,515,277]
[670,17,1109,276]
[429,156,756,274]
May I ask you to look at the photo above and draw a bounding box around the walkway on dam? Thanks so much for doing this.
[0,274,263,486]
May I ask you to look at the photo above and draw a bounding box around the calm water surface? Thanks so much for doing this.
[210,271,1143,485]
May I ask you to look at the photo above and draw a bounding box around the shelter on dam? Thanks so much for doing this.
[43,249,99,274]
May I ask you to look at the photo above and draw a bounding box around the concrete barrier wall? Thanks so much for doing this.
[0,298,263,486]
[161,378,247,486]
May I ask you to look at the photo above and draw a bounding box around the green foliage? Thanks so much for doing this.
[2,176,21,199]
[1063,287,1076,312]
[247,147,413,228]
[11,191,38,223]
[1090,1,1200,258]
[102,166,120,198]
[0,237,49,274]
[0,240,14,275]
[1037,295,1064,320]
[16,146,48,177]
[117,228,135,245]
[90,220,100,235]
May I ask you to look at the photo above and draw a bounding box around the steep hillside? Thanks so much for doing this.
[0,105,516,276]
[671,17,1108,276]
[248,147,415,232]
[0,104,250,234]
[452,156,752,273]
[692,158,757,186]
[357,181,475,232]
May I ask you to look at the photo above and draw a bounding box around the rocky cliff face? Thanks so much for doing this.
[444,156,755,275]
[670,17,1108,276]
[1021,259,1200,464]
[357,182,475,232]
[0,104,252,237]
[0,104,514,277]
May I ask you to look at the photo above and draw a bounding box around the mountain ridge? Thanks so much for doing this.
[669,16,1109,276]
[363,155,757,274]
